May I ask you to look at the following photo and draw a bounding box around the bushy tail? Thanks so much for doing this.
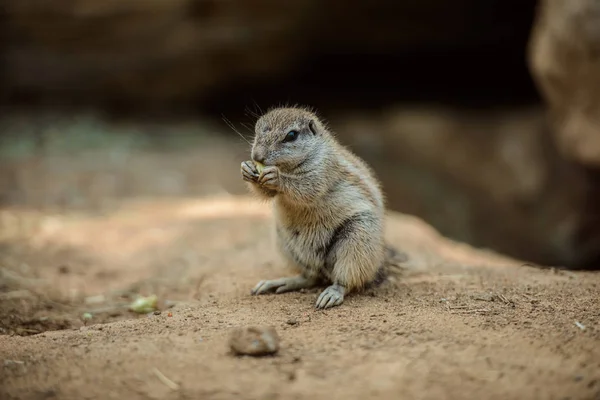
[370,244,410,288]
[383,244,410,278]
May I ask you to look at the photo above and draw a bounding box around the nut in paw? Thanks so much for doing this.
[258,166,281,191]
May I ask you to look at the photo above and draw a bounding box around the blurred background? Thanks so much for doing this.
[1,0,599,270]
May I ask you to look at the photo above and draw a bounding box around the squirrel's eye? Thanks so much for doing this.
[282,130,299,143]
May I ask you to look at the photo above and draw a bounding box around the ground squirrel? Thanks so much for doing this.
[240,106,402,309]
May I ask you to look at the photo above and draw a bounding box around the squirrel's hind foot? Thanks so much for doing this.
[315,283,345,309]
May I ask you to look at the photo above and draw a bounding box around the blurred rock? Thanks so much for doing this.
[2,0,534,109]
[529,0,600,167]
[528,0,600,268]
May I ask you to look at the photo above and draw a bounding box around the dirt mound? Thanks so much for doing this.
[0,196,599,399]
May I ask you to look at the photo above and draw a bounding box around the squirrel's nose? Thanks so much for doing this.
[252,147,266,164]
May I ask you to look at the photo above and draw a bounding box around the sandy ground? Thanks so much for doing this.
[0,195,599,400]
[0,114,599,399]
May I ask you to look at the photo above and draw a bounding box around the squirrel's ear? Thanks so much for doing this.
[308,120,318,135]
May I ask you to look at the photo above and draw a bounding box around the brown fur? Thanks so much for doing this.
[240,106,401,309]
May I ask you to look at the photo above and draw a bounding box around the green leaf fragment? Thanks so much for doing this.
[129,295,158,313]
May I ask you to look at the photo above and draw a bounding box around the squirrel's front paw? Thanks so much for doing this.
[241,160,259,183]
[258,166,281,191]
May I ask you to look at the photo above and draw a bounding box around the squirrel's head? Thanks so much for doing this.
[251,107,329,171]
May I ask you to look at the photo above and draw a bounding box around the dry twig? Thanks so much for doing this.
[152,368,180,391]
[451,308,491,314]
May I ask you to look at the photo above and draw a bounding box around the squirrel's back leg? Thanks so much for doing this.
[316,213,384,309]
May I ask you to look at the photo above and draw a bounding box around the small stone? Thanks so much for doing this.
[153,310,161,315]
[286,319,298,326]
[229,326,280,356]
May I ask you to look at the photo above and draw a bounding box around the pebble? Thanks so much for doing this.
[229,326,280,356]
